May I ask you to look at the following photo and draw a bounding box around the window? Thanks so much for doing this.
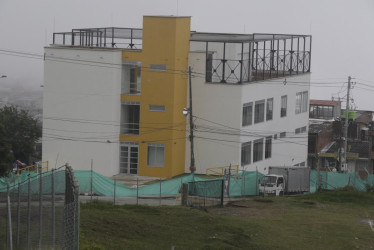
[242,102,253,126]
[150,64,166,71]
[147,143,165,167]
[296,91,308,114]
[295,128,301,134]
[265,136,272,159]
[122,61,141,94]
[266,98,273,121]
[301,126,307,133]
[280,132,286,138]
[253,139,264,162]
[241,142,251,166]
[254,100,265,124]
[281,95,287,117]
[274,134,278,140]
[121,102,140,135]
[149,105,166,112]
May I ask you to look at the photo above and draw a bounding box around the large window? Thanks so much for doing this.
[253,139,264,162]
[254,100,265,124]
[147,143,165,167]
[241,142,251,166]
[265,136,272,159]
[296,91,308,114]
[281,95,287,117]
[121,102,140,135]
[242,102,253,126]
[122,61,141,94]
[266,98,273,121]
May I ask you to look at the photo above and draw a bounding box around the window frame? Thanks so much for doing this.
[242,102,253,126]
[147,143,165,167]
[254,100,265,124]
[281,95,287,117]
[266,98,273,121]
[253,138,264,163]
[241,141,252,166]
[265,136,272,159]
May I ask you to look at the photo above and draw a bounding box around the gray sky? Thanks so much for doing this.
[1,0,374,110]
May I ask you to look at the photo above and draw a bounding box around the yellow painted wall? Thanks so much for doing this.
[120,16,191,178]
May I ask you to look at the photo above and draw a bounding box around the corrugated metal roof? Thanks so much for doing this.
[310,99,341,106]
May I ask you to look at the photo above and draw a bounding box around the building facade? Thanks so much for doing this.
[43,16,312,177]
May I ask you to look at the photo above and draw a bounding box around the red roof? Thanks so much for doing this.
[310,99,341,106]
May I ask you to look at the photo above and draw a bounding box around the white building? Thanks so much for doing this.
[43,16,311,177]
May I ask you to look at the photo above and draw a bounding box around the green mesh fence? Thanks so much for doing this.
[309,170,373,192]
[228,171,264,196]
[188,179,224,198]
[2,169,374,197]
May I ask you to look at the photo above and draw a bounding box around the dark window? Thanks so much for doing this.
[274,134,278,140]
[265,136,272,159]
[241,142,251,166]
[295,128,301,134]
[281,95,287,117]
[242,102,253,126]
[254,100,265,124]
[301,126,307,133]
[121,103,140,135]
[266,98,273,121]
[280,132,286,138]
[253,139,264,162]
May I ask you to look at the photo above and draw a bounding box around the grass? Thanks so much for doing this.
[77,190,374,249]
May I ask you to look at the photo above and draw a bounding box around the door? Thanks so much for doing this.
[120,143,139,174]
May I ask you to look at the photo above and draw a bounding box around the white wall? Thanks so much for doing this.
[43,47,122,176]
[187,51,310,174]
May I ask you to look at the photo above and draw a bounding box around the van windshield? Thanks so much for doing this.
[260,176,277,185]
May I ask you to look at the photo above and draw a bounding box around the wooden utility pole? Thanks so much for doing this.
[188,66,196,173]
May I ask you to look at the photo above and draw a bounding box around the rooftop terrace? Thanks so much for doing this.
[52,27,312,83]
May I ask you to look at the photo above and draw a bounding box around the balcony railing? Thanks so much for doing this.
[53,27,143,49]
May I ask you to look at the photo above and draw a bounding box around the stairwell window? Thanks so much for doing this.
[122,61,141,94]
[242,102,253,126]
[254,100,265,124]
[147,143,165,167]
[241,142,251,166]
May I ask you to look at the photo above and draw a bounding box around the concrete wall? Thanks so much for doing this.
[187,51,310,174]
[43,47,122,176]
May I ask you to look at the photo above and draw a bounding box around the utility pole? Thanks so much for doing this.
[188,66,196,173]
[342,76,351,172]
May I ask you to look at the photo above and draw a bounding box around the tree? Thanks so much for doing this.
[0,106,42,176]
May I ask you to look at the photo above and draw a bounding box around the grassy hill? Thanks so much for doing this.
[80,190,374,249]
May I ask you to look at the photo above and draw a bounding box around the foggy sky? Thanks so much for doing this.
[1,0,373,110]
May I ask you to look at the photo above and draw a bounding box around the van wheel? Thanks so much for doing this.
[279,191,284,196]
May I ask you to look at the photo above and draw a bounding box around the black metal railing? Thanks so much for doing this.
[53,27,143,49]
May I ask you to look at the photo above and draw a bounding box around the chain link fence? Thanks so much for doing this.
[0,164,79,250]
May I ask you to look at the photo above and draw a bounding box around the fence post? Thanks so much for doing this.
[74,178,80,250]
[136,178,139,205]
[7,182,13,250]
[242,170,246,197]
[52,169,55,250]
[90,159,93,202]
[27,175,31,249]
[256,167,258,195]
[16,179,20,247]
[181,183,189,206]
[114,180,116,205]
[220,179,224,207]
[159,178,162,206]
[39,172,43,249]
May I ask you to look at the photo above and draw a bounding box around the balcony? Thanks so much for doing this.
[190,33,312,84]
[53,27,143,49]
